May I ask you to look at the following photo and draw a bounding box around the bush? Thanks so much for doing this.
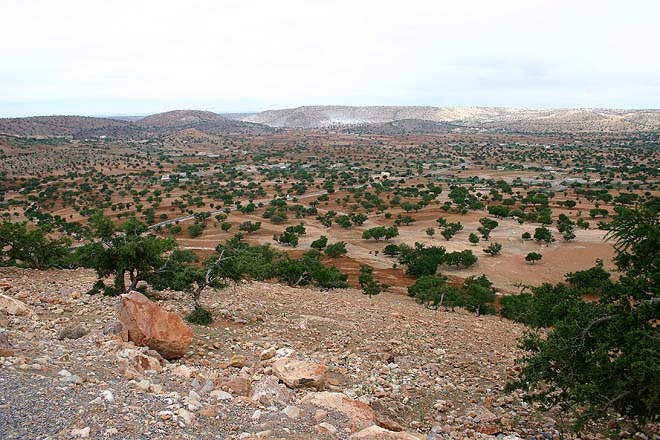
[325,241,347,258]
[186,306,213,325]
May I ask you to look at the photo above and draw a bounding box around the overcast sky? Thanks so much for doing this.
[1,0,659,116]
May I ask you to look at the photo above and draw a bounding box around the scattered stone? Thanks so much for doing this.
[221,375,250,396]
[200,406,217,417]
[210,389,233,401]
[0,332,14,357]
[230,354,249,368]
[260,346,277,360]
[350,425,421,439]
[302,391,375,432]
[477,423,501,435]
[176,408,195,425]
[136,379,151,391]
[282,405,300,419]
[57,324,88,340]
[0,294,37,319]
[102,321,123,335]
[117,291,192,360]
[249,375,291,405]
[272,358,328,390]
[71,426,91,438]
[317,422,338,435]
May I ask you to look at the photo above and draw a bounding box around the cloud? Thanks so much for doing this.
[1,0,658,115]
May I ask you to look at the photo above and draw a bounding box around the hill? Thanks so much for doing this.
[0,110,275,139]
[0,267,551,439]
[339,119,458,135]
[242,105,660,133]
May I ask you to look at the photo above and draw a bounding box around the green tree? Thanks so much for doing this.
[407,275,464,311]
[359,264,387,299]
[310,235,328,250]
[78,214,177,294]
[239,221,261,234]
[525,252,542,264]
[463,275,496,317]
[325,241,347,258]
[508,206,660,429]
[468,232,480,246]
[533,226,554,244]
[483,242,502,256]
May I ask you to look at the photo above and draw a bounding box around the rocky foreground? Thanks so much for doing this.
[0,268,620,440]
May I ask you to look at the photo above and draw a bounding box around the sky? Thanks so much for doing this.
[1,0,659,117]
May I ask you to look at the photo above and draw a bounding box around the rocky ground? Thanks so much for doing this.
[0,268,650,440]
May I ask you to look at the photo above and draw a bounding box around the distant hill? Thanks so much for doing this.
[242,105,660,133]
[339,119,458,135]
[0,115,134,138]
[0,110,275,139]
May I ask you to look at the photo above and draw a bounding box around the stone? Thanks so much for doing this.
[172,364,194,378]
[102,321,123,335]
[477,423,501,435]
[350,425,421,439]
[0,280,11,291]
[57,324,88,340]
[221,375,250,396]
[468,405,499,423]
[71,426,91,438]
[260,346,277,360]
[282,405,300,419]
[249,375,291,405]
[302,391,375,432]
[317,422,338,434]
[200,406,217,417]
[210,389,233,401]
[0,294,37,319]
[230,354,249,368]
[0,332,14,357]
[116,347,164,376]
[101,390,115,402]
[375,415,403,432]
[117,291,193,360]
[272,358,328,390]
[176,408,195,425]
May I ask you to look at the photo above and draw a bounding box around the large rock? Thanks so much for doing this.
[117,292,192,360]
[302,392,375,432]
[0,332,14,357]
[249,375,291,404]
[0,294,37,319]
[350,426,422,439]
[272,358,328,390]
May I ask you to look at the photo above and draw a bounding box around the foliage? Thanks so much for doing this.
[508,206,660,429]
[483,242,502,256]
[463,275,496,317]
[407,275,463,310]
[359,264,388,298]
[533,226,554,244]
[77,213,177,293]
[324,241,347,258]
[525,252,542,264]
[186,306,213,325]
[310,235,328,250]
[0,220,73,269]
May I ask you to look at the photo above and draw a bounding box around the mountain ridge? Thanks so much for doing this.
[240,105,660,133]
[0,110,274,138]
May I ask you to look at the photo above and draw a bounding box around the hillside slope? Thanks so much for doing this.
[0,110,275,139]
[0,267,622,439]
[243,106,660,133]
